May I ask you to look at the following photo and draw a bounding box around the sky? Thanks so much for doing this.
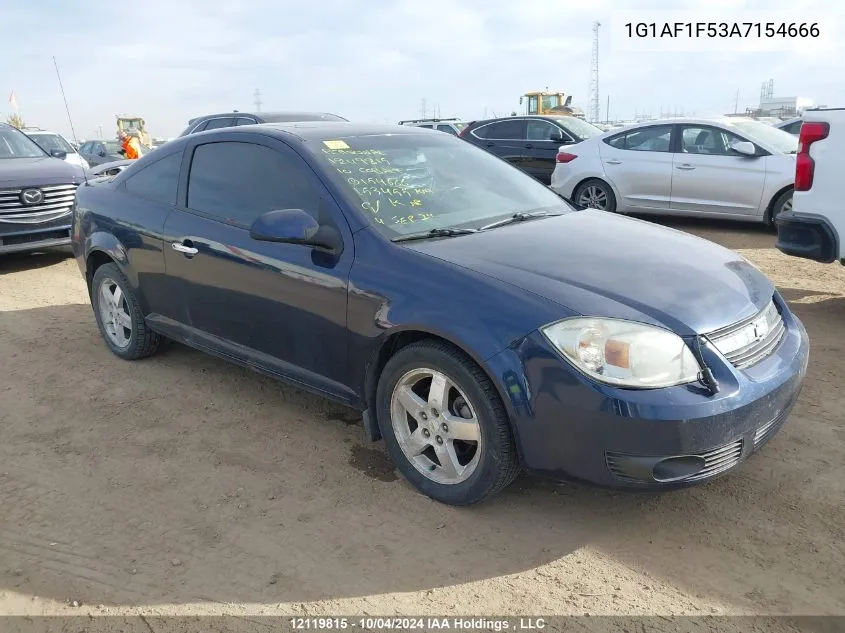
[1,0,842,141]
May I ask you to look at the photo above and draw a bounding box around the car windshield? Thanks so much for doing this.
[0,126,47,158]
[28,132,75,154]
[553,117,603,140]
[307,132,572,238]
[723,119,799,154]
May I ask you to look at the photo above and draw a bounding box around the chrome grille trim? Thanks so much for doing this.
[605,439,744,484]
[707,299,786,369]
[0,184,78,224]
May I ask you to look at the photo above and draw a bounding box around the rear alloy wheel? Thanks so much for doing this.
[91,262,162,360]
[574,178,617,212]
[376,340,520,505]
[769,189,793,226]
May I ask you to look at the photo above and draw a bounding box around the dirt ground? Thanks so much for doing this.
[0,218,843,623]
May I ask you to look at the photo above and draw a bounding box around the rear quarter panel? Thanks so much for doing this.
[73,182,171,314]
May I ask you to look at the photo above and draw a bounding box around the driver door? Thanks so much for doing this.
[523,119,572,184]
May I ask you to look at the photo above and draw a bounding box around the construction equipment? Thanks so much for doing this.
[115,115,151,145]
[520,91,586,119]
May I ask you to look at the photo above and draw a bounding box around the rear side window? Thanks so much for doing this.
[202,118,235,131]
[187,141,320,227]
[604,125,673,152]
[474,120,524,140]
[123,152,182,205]
[234,117,257,126]
[437,125,457,134]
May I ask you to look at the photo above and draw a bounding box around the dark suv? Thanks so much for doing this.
[178,111,348,136]
[459,115,603,184]
[0,123,85,255]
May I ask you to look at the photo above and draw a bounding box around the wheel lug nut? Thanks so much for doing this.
[435,436,443,445]
[422,429,430,438]
[420,412,428,421]
[441,423,448,432]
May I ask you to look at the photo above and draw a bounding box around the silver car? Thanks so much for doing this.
[551,118,799,224]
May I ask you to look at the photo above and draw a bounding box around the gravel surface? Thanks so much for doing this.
[0,218,842,623]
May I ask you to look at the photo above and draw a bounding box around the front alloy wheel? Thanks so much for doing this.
[98,277,133,349]
[390,368,482,485]
[376,340,520,505]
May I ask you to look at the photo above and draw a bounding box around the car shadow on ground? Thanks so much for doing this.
[0,248,73,275]
[0,295,843,613]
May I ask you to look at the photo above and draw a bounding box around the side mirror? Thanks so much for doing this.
[730,141,757,157]
[50,149,67,159]
[549,132,565,143]
[100,150,109,157]
[250,209,341,252]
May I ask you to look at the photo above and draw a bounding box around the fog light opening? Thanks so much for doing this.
[652,455,706,483]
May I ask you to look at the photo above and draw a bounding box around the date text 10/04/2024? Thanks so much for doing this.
[322,147,436,227]
[624,22,819,38]
[289,617,547,630]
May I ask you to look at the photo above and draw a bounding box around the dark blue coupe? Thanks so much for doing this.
[72,122,810,505]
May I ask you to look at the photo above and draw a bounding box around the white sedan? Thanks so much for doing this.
[551,117,798,224]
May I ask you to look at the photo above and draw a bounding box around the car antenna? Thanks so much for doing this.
[53,55,88,185]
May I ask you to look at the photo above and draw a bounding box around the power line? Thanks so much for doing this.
[589,21,601,123]
[52,56,79,146]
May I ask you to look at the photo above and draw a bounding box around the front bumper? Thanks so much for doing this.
[486,295,810,489]
[775,211,840,264]
[0,218,72,255]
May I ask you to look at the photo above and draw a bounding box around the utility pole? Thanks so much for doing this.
[734,89,739,114]
[589,21,601,123]
[606,95,610,124]
[253,88,263,112]
[420,98,427,119]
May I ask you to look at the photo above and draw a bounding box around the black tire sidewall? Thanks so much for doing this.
[770,189,793,224]
[575,178,617,213]
[376,344,515,505]
[91,263,147,360]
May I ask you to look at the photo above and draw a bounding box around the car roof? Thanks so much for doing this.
[190,110,344,122]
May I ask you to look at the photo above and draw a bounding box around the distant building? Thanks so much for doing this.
[759,96,814,118]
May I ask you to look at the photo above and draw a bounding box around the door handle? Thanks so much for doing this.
[485,142,495,147]
[525,143,534,149]
[676,164,696,170]
[605,159,622,165]
[171,240,198,256]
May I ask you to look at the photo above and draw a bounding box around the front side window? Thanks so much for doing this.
[234,117,257,126]
[307,132,572,238]
[526,120,560,141]
[681,126,745,156]
[123,152,182,205]
[187,141,319,227]
[28,133,74,154]
[436,125,457,134]
[0,126,47,158]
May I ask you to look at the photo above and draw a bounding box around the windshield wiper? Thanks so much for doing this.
[479,210,564,231]
[391,227,479,243]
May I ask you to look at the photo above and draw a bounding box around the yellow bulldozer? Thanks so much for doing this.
[115,115,152,146]
[520,91,586,119]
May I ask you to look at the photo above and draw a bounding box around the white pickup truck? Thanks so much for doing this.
[776,108,844,264]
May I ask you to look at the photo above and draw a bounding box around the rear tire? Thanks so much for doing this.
[574,178,617,213]
[768,188,793,227]
[375,340,520,506]
[91,263,161,360]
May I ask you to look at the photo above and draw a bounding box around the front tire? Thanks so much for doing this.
[376,340,520,506]
[91,262,161,360]
[574,178,617,212]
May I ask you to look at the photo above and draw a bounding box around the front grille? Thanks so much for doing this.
[706,299,786,369]
[605,439,744,484]
[0,184,78,224]
[684,439,744,482]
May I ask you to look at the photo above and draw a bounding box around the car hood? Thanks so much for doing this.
[404,210,774,336]
[0,156,84,185]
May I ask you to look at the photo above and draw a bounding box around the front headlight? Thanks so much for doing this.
[541,318,702,389]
